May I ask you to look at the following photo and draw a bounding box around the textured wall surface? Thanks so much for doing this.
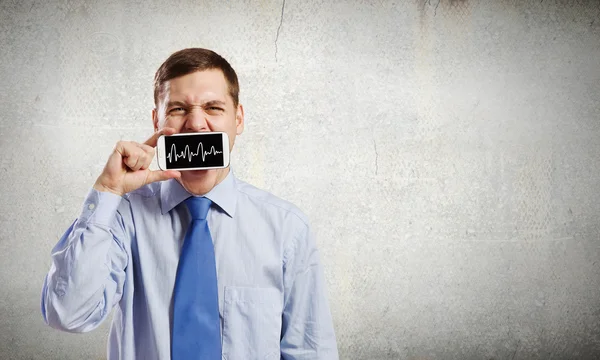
[1,0,599,359]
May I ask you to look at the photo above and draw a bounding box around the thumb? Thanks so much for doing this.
[146,169,181,184]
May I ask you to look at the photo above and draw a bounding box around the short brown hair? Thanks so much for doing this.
[153,48,239,107]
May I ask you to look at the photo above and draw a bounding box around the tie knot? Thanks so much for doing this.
[185,196,212,220]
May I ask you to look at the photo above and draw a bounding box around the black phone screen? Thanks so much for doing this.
[164,133,225,169]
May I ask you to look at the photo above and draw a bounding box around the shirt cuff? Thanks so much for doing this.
[76,188,124,226]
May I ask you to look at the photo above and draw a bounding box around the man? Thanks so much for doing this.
[41,48,338,360]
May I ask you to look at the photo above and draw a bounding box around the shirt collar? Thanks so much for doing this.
[160,170,237,218]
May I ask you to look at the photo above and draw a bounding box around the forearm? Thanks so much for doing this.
[281,226,339,359]
[41,189,129,333]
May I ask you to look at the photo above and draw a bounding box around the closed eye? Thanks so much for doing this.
[205,106,225,114]
[168,107,186,114]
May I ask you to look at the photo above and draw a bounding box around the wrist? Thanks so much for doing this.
[93,181,124,197]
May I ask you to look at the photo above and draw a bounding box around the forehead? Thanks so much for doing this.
[166,69,229,103]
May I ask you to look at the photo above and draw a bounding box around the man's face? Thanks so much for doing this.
[152,69,244,195]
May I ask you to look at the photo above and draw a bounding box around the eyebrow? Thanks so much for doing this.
[166,101,187,108]
[166,100,226,108]
[204,100,226,107]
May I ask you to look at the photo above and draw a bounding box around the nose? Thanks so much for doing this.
[184,106,210,132]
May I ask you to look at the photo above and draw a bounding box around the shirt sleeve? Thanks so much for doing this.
[280,221,339,360]
[40,188,130,333]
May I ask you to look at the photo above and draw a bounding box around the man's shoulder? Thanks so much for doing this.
[234,177,309,227]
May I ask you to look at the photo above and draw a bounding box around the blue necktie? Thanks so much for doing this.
[172,196,222,359]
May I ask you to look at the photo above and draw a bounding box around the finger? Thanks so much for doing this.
[133,143,155,168]
[106,147,126,170]
[137,143,155,155]
[117,142,147,171]
[115,141,138,169]
[132,152,149,171]
[115,141,142,158]
[145,169,181,184]
[124,152,142,171]
[144,127,177,148]
[131,142,153,154]
[134,147,153,171]
[140,144,156,162]
[139,147,155,170]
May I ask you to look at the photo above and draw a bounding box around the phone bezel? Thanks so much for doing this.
[156,132,230,171]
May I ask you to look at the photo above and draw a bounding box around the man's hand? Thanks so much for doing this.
[93,128,181,197]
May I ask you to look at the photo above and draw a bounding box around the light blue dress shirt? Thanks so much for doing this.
[41,170,338,360]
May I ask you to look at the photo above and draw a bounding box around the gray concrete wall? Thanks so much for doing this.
[1,0,599,359]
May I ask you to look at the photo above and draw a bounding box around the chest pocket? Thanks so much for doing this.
[222,286,282,360]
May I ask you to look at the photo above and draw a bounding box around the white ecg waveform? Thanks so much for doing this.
[166,142,223,163]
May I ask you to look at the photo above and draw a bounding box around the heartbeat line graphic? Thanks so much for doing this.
[167,143,223,163]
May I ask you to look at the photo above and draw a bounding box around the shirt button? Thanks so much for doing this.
[88,203,96,210]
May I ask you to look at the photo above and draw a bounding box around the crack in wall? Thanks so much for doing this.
[422,0,442,16]
[373,140,379,175]
[275,0,286,62]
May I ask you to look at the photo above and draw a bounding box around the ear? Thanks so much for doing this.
[152,108,159,132]
[235,104,245,135]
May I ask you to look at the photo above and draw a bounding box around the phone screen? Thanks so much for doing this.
[163,133,225,169]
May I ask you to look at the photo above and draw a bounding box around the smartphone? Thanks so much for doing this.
[156,132,230,171]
